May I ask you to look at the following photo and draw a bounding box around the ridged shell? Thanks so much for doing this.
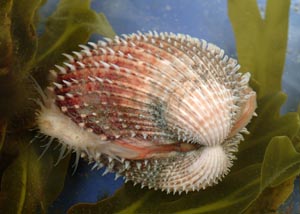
[36,32,256,194]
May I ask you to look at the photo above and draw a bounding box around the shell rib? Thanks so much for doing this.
[36,32,257,194]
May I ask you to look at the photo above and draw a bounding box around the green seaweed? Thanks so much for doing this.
[0,0,45,119]
[0,138,70,213]
[244,178,295,214]
[35,0,115,87]
[261,137,300,189]
[228,0,290,98]
[0,0,114,213]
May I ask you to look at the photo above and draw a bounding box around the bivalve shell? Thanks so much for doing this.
[35,31,257,194]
